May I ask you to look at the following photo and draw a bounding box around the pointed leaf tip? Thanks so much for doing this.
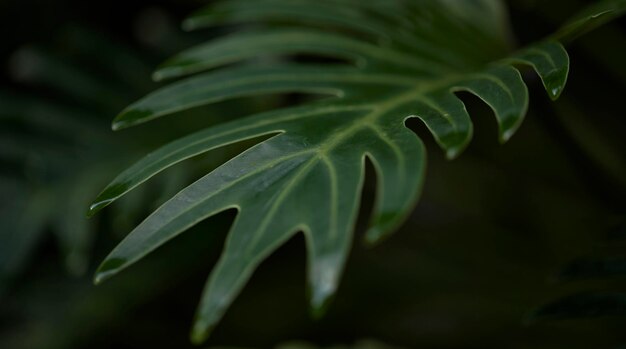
[308,287,335,320]
[88,182,132,216]
[500,128,515,144]
[152,67,183,82]
[365,211,405,247]
[549,86,562,100]
[151,71,164,82]
[505,40,569,102]
[190,322,214,344]
[364,227,385,247]
[181,19,197,32]
[445,147,462,160]
[543,66,568,101]
[93,257,127,285]
[112,109,154,130]
[87,199,112,217]
[307,254,343,320]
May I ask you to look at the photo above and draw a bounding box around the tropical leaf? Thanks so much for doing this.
[89,0,625,343]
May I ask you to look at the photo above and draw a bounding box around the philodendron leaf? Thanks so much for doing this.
[89,0,625,343]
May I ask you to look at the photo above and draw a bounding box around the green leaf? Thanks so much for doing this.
[89,0,625,343]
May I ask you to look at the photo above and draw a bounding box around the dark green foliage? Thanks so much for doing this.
[532,223,626,324]
[86,0,626,343]
[1,1,625,348]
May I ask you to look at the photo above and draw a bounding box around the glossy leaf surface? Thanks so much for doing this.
[89,0,625,343]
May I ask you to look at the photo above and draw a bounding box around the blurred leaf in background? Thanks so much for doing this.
[0,28,169,287]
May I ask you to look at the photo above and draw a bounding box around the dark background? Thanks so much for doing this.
[1,0,625,348]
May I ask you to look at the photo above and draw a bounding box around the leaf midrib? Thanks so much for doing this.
[241,80,448,250]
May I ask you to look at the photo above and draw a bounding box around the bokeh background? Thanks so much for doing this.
[1,0,625,348]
